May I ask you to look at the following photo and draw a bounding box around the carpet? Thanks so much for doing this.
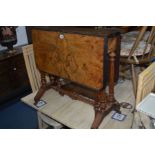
[0,98,38,129]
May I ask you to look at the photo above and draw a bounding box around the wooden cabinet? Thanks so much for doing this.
[0,47,31,104]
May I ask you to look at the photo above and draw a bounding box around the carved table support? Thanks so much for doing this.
[108,40,121,113]
[91,92,112,129]
[49,74,57,85]
[108,39,117,103]
[34,71,47,104]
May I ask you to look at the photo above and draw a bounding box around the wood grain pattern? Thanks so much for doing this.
[32,30,104,90]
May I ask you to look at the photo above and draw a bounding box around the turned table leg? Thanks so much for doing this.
[108,38,121,112]
[91,38,121,129]
[91,101,121,129]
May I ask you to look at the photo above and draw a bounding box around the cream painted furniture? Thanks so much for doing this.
[22,44,41,92]
[132,63,155,129]
[136,62,155,105]
[37,112,63,129]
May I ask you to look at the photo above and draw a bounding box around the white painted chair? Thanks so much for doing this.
[136,62,155,105]
[133,62,155,129]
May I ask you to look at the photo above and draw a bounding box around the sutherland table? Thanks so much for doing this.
[21,80,134,129]
[31,27,122,128]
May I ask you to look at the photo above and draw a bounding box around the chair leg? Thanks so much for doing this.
[119,65,126,80]
[37,111,43,129]
[120,64,132,80]
[131,64,137,98]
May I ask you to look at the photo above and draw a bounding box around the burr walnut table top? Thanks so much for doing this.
[32,28,120,90]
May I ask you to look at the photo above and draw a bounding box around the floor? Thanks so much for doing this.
[0,79,151,129]
[0,94,38,129]
[21,79,138,129]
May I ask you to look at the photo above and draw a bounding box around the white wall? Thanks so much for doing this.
[0,26,28,51]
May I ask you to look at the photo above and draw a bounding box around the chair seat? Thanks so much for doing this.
[121,31,151,57]
[121,31,150,42]
[121,40,151,56]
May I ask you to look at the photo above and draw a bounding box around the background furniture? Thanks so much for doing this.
[120,26,155,97]
[0,47,30,104]
[22,44,41,92]
[0,26,17,52]
[136,62,155,105]
[133,63,155,129]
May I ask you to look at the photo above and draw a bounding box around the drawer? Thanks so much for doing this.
[33,37,104,89]
[32,30,61,45]
[32,29,103,47]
